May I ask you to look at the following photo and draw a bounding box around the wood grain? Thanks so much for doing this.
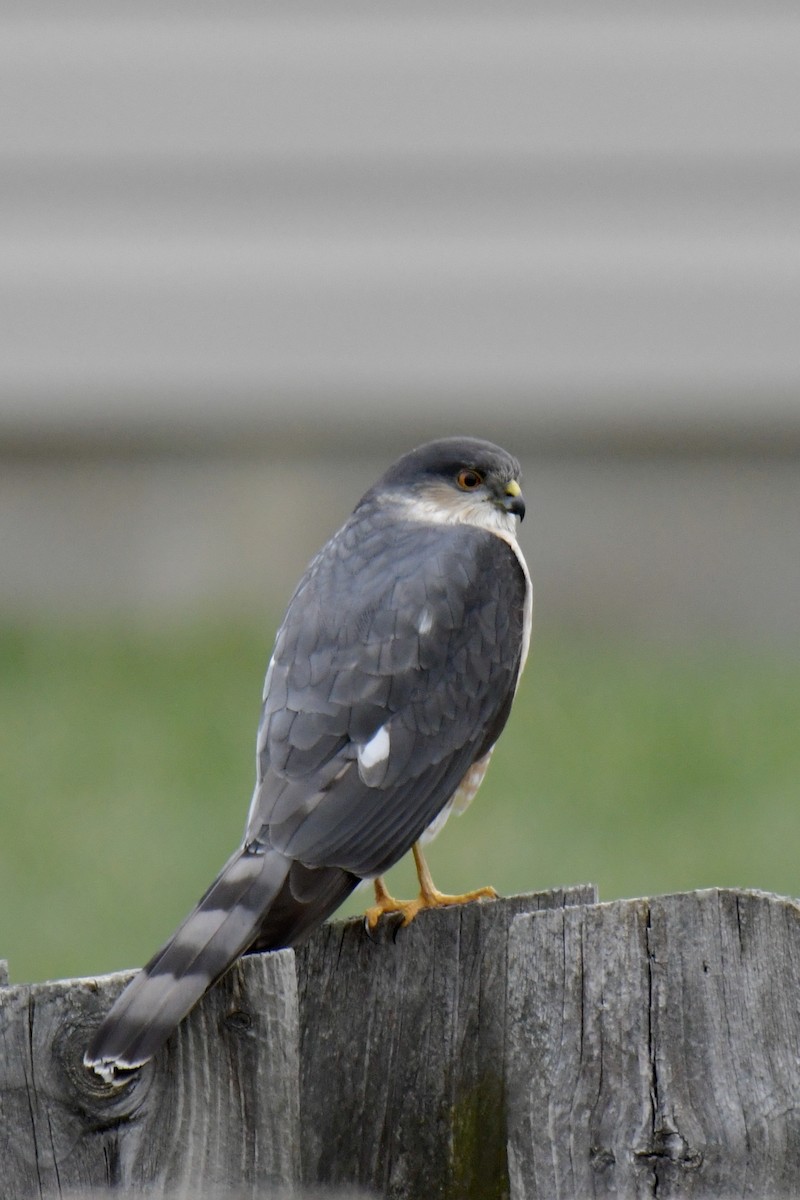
[296,886,597,1200]
[0,950,299,1199]
[5,886,799,1199]
[506,889,800,1199]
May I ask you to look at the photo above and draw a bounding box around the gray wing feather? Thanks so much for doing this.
[248,507,526,878]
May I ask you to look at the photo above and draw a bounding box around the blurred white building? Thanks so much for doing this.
[1,0,799,639]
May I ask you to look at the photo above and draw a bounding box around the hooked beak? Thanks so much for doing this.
[502,479,526,521]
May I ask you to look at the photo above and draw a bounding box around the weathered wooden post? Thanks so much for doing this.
[296,885,596,1199]
[506,889,800,1199]
[3,887,800,1199]
[0,951,299,1199]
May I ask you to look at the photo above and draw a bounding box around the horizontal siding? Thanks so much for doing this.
[4,5,800,159]
[1,1,799,445]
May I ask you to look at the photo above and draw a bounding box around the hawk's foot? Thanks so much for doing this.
[364,876,415,930]
[364,853,498,930]
[405,882,499,924]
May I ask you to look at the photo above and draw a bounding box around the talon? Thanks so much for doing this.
[364,893,425,929]
[364,876,408,930]
[363,914,380,941]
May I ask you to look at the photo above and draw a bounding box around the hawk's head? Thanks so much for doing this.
[360,436,525,536]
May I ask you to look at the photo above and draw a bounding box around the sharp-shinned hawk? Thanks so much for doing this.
[85,436,531,1081]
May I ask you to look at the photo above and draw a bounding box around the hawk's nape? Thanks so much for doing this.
[85,436,531,1081]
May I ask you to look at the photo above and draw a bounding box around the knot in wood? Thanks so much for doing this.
[635,1126,703,1170]
[589,1145,616,1172]
[223,1008,253,1035]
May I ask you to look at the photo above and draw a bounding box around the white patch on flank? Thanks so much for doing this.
[419,796,455,844]
[420,749,495,845]
[452,750,494,815]
[357,724,391,785]
[417,606,434,635]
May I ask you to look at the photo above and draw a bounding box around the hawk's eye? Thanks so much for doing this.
[456,468,484,491]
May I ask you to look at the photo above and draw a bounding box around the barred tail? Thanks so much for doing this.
[84,846,291,1080]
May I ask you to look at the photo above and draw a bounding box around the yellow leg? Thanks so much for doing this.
[364,844,498,930]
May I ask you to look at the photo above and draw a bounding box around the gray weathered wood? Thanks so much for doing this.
[48,1191,371,1199]
[7,884,800,1199]
[296,885,597,1200]
[0,950,299,1200]
[0,960,8,986]
[47,1191,371,1199]
[505,889,800,1199]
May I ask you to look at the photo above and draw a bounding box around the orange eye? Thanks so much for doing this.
[456,468,484,491]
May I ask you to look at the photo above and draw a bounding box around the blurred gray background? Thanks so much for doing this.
[2,0,800,641]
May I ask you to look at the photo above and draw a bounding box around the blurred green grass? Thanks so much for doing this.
[2,621,799,984]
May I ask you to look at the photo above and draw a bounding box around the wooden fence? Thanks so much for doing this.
[2,885,800,1199]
